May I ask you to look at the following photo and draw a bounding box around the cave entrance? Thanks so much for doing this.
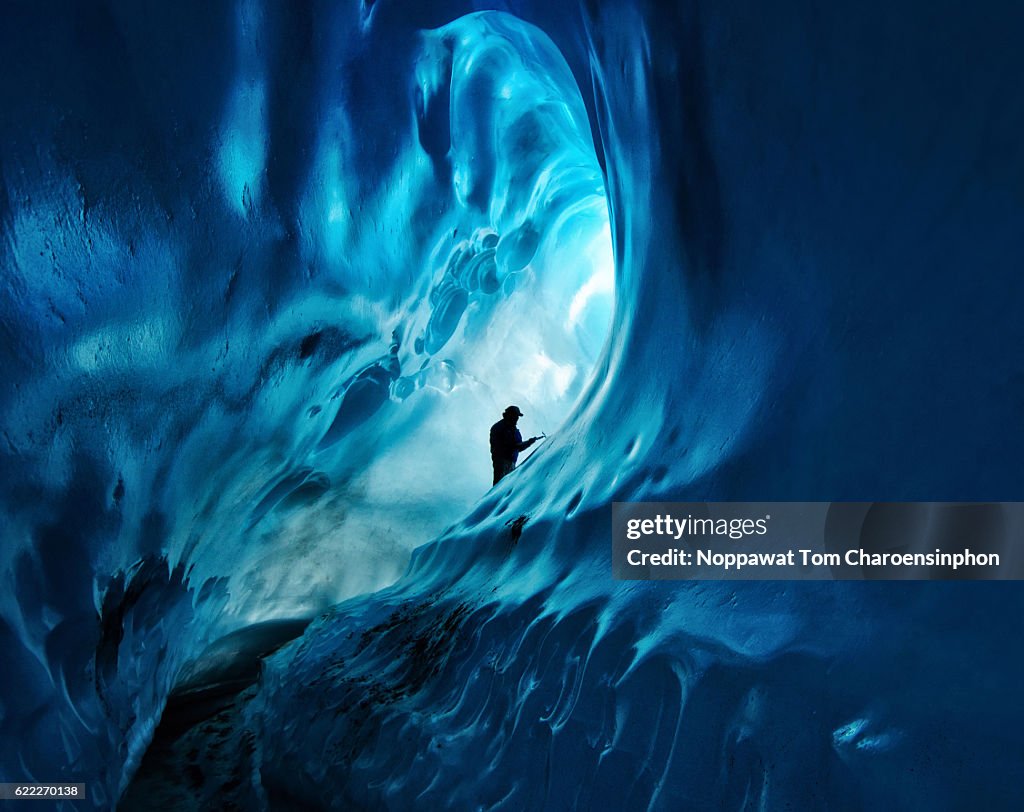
[230,11,613,621]
[375,10,615,514]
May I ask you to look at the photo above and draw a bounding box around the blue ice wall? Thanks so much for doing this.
[2,0,1024,808]
[1,0,614,802]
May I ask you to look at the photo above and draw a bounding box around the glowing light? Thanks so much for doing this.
[567,229,615,330]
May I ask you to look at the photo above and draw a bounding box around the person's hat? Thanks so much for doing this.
[503,405,524,417]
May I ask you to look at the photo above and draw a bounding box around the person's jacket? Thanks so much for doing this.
[490,419,534,465]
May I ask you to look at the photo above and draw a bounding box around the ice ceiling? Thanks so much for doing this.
[1,0,1023,808]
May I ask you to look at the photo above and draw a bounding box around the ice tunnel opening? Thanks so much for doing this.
[184,11,614,628]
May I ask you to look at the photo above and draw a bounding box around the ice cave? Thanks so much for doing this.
[1,0,1023,809]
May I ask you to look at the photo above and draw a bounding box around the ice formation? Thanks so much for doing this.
[1,0,1022,808]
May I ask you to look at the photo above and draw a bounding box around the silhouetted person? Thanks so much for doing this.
[490,405,541,485]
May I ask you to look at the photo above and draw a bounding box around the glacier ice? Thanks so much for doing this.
[2,0,1024,809]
